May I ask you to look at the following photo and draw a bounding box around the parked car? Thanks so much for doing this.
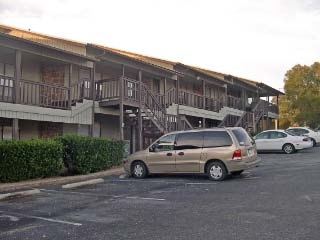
[253,129,313,154]
[286,127,320,146]
[123,127,261,181]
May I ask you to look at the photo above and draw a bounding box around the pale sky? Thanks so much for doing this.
[0,0,319,90]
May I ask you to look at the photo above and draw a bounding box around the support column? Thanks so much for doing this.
[14,50,21,104]
[164,77,167,132]
[202,79,206,128]
[12,118,19,140]
[223,84,227,107]
[138,70,143,150]
[119,65,124,141]
[89,64,95,137]
[276,95,280,128]
[131,126,136,153]
[68,64,72,109]
[176,76,181,130]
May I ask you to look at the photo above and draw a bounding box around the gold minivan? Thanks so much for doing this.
[123,127,261,181]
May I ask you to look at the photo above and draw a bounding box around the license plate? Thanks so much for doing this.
[247,149,254,157]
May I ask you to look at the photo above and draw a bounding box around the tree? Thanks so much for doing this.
[281,62,320,128]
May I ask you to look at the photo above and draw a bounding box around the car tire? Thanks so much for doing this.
[232,170,244,176]
[311,138,316,147]
[283,143,295,154]
[207,161,227,181]
[131,161,148,179]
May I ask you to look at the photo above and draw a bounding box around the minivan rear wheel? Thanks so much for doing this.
[207,162,227,181]
[131,161,147,179]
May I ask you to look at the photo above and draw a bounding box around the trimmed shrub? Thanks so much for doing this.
[55,135,124,174]
[0,139,63,183]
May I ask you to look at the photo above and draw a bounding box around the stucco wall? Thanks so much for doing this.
[19,120,39,139]
[21,56,41,82]
[96,114,120,140]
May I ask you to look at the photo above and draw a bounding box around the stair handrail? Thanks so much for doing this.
[141,83,167,132]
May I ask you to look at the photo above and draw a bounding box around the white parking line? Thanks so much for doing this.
[0,210,82,226]
[39,189,166,201]
[124,196,166,201]
[110,179,216,185]
[185,182,217,185]
[39,189,124,198]
[243,176,261,180]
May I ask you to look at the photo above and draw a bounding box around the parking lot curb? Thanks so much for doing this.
[0,167,124,193]
[0,189,41,201]
[62,178,104,189]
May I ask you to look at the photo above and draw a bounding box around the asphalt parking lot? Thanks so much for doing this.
[1,147,320,240]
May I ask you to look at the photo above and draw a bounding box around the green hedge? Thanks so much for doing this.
[55,135,124,175]
[0,139,63,183]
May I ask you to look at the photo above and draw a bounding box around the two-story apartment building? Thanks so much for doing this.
[0,24,282,153]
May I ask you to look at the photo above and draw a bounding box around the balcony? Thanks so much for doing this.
[95,76,244,113]
[0,74,90,110]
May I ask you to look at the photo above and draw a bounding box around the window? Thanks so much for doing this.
[203,131,233,148]
[255,132,269,139]
[152,134,176,152]
[0,118,13,140]
[232,128,252,146]
[0,63,14,100]
[299,128,309,134]
[269,131,286,139]
[175,132,203,150]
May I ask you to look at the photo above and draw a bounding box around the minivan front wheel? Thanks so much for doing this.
[131,161,147,179]
[207,162,227,181]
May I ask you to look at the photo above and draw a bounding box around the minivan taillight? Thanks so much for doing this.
[232,149,242,160]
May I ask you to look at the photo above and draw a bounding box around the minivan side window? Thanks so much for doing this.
[175,132,203,150]
[231,128,252,146]
[203,131,233,148]
[152,134,176,152]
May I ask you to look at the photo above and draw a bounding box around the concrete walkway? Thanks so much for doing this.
[0,167,125,193]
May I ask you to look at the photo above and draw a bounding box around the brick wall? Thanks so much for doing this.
[41,65,65,85]
[41,65,66,106]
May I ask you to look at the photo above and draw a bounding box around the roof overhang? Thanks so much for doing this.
[87,44,182,79]
[0,32,95,67]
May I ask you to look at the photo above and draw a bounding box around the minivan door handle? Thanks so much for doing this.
[166,153,173,156]
[178,152,184,156]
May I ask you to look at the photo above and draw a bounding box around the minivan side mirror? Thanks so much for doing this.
[149,144,157,152]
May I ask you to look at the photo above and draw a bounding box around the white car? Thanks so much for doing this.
[287,127,320,147]
[254,130,313,154]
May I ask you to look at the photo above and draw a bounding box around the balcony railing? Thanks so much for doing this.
[1,74,279,115]
[178,91,204,109]
[70,79,91,103]
[225,95,242,110]
[95,78,119,101]
[20,80,69,109]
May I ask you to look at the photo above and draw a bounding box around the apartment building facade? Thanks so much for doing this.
[0,24,282,153]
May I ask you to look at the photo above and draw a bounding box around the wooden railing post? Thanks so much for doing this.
[202,79,206,128]
[119,66,124,141]
[138,70,143,150]
[14,50,21,104]
[68,64,72,109]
